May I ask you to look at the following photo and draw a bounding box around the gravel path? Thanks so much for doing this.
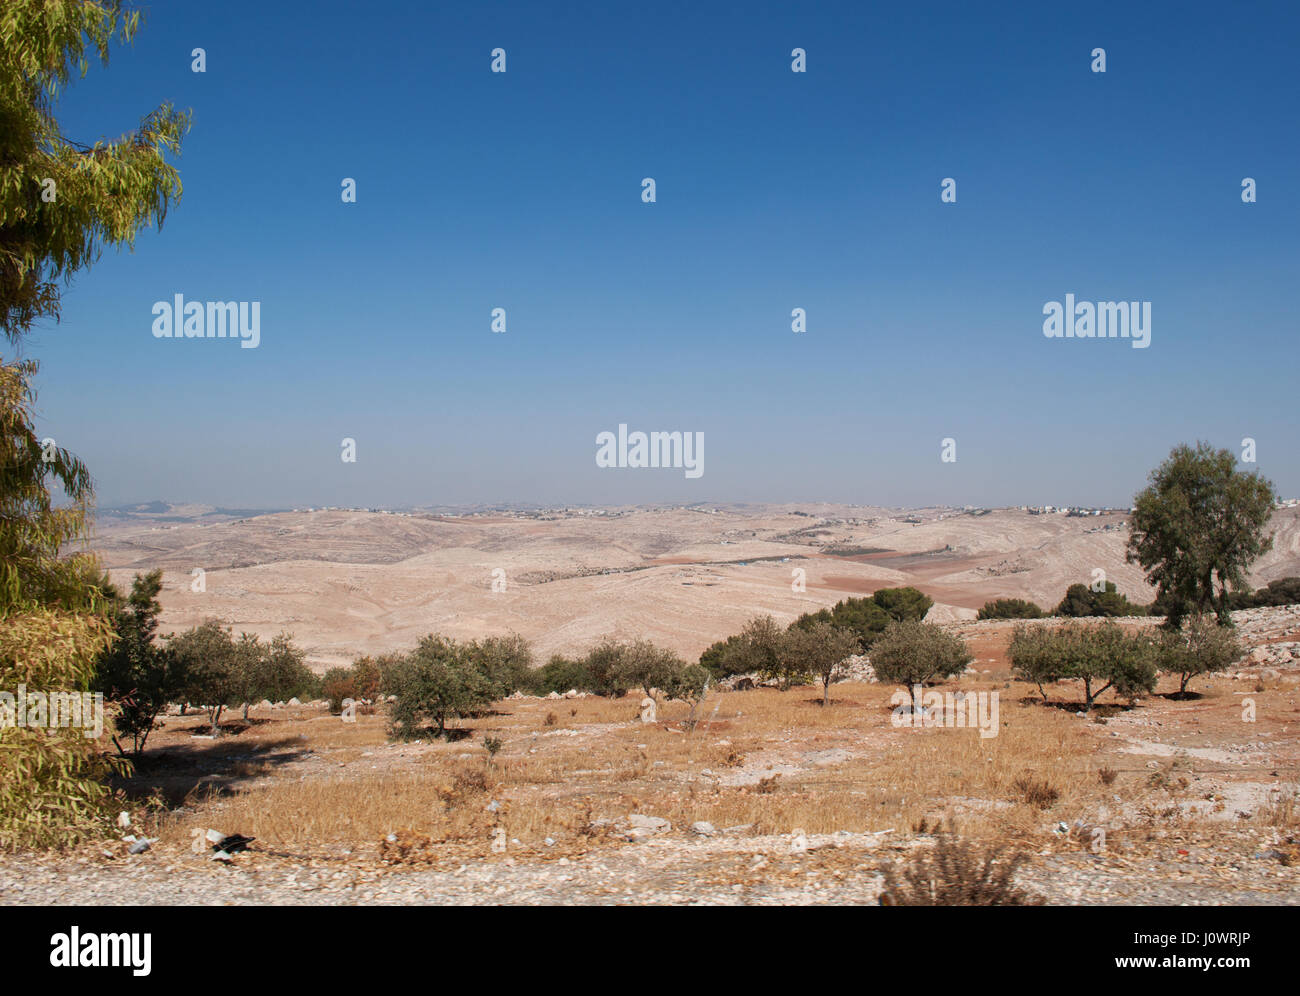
[4,831,1296,906]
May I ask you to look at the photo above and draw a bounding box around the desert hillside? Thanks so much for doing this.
[91,504,1300,669]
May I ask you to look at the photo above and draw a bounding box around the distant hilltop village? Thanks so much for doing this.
[280,500,1300,519]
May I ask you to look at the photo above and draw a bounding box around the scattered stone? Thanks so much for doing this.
[690,821,717,837]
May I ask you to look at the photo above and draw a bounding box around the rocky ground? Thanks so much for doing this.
[4,606,1299,906]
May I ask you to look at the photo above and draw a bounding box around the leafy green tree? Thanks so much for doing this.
[780,620,859,705]
[1,1,187,847]
[869,620,972,688]
[790,589,930,653]
[1055,581,1143,618]
[699,633,748,679]
[872,587,934,624]
[1010,622,1157,710]
[1006,625,1063,701]
[93,570,184,755]
[464,633,533,696]
[660,662,712,729]
[1157,614,1243,695]
[531,653,595,695]
[703,615,787,684]
[169,620,241,734]
[250,633,316,703]
[386,635,497,739]
[791,597,888,651]
[1127,442,1277,627]
[583,637,630,697]
[977,598,1045,620]
[614,638,685,701]
[2,1,189,344]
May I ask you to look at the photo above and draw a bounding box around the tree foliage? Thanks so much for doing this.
[0,1,188,849]
[869,620,972,688]
[791,588,931,652]
[780,620,859,705]
[1009,621,1158,710]
[386,635,497,739]
[1157,613,1242,694]
[1127,442,1277,627]
[977,598,1045,620]
[1,0,189,343]
[1054,580,1144,618]
[92,569,184,754]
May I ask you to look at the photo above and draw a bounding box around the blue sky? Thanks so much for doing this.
[20,0,1300,508]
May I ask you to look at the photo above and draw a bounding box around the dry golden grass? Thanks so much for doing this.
[135,675,1202,864]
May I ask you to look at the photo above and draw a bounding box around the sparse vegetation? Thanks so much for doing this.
[880,830,1043,906]
[1012,773,1060,809]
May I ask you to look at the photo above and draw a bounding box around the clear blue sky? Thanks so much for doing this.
[22,0,1300,509]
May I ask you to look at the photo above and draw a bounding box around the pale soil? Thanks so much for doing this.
[90,504,1300,667]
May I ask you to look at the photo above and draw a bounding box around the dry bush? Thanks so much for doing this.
[755,774,781,794]
[1265,785,1299,828]
[880,830,1043,906]
[1098,766,1118,786]
[1012,774,1060,809]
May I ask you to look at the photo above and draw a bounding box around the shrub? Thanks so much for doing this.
[321,667,358,714]
[613,639,685,700]
[350,656,383,702]
[660,662,712,729]
[1055,581,1144,618]
[169,620,242,733]
[779,621,859,705]
[1012,774,1060,809]
[386,635,496,739]
[1010,621,1157,710]
[1229,576,1300,610]
[977,598,1045,620]
[93,570,185,755]
[582,638,631,697]
[869,620,972,688]
[464,633,533,696]
[879,830,1042,906]
[1157,613,1242,694]
[531,654,595,695]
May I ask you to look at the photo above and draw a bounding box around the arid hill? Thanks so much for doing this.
[92,503,1300,669]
